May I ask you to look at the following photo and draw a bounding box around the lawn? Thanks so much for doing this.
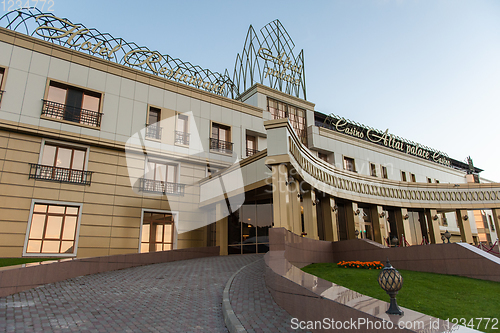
[0,258,58,268]
[302,263,500,333]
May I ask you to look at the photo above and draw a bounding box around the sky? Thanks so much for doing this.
[26,0,500,181]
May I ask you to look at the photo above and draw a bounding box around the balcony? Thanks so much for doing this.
[138,178,185,196]
[246,148,259,157]
[29,164,92,185]
[41,100,103,127]
[210,138,233,155]
[145,123,162,140]
[175,131,190,145]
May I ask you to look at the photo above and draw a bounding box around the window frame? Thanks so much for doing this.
[381,165,388,179]
[0,66,8,106]
[410,173,416,182]
[139,209,178,253]
[42,78,104,129]
[370,163,377,177]
[23,199,83,257]
[145,105,162,141]
[343,156,356,172]
[175,112,190,146]
[401,171,407,182]
[210,121,233,155]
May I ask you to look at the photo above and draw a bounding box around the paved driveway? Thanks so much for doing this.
[0,254,263,333]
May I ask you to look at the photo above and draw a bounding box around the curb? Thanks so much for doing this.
[223,259,263,333]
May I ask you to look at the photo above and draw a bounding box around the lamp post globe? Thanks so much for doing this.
[378,259,404,315]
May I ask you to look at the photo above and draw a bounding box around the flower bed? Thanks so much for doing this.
[337,260,383,269]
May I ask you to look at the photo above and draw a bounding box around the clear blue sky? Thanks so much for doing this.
[38,0,500,181]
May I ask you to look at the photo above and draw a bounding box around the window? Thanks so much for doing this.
[381,166,388,179]
[435,180,440,183]
[343,156,355,172]
[29,142,92,185]
[210,122,233,154]
[246,135,258,157]
[318,152,328,163]
[370,163,377,177]
[0,67,5,104]
[141,212,175,253]
[25,202,80,255]
[139,160,184,195]
[267,98,307,145]
[146,107,162,140]
[401,171,407,182]
[42,81,103,127]
[175,113,190,145]
[410,173,416,182]
[427,177,432,183]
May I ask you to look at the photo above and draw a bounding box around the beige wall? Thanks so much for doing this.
[0,129,213,258]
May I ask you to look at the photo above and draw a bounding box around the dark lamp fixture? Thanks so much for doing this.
[433,215,439,221]
[332,205,338,212]
[355,230,360,238]
[379,211,386,218]
[312,198,320,206]
[403,214,409,220]
[285,176,294,186]
[378,259,404,315]
[463,215,469,221]
[444,230,451,243]
[354,209,360,216]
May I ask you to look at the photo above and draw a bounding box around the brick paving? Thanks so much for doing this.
[229,257,310,333]
[0,254,262,333]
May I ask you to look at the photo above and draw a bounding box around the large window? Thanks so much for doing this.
[139,160,184,195]
[401,171,407,182]
[141,212,175,253]
[381,166,388,179]
[25,203,80,255]
[42,81,103,127]
[210,122,233,154]
[145,107,162,140]
[267,98,307,144]
[175,113,190,145]
[29,142,92,185]
[370,163,377,177]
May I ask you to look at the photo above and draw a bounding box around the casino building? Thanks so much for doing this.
[0,9,499,259]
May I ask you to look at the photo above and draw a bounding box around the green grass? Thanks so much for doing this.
[0,258,59,268]
[302,263,500,333]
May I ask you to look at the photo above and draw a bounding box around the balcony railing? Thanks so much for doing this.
[145,123,162,140]
[138,178,185,196]
[29,164,92,185]
[246,148,259,157]
[210,138,233,154]
[175,131,190,145]
[41,100,103,127]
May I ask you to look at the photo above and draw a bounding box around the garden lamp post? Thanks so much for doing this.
[378,259,404,315]
[444,230,451,243]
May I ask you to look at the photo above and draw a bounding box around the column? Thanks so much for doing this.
[321,196,339,242]
[271,164,290,230]
[492,209,500,242]
[302,190,319,240]
[456,209,473,244]
[369,206,386,245]
[288,179,302,235]
[345,202,358,240]
[394,208,412,245]
[216,202,228,255]
[425,209,442,244]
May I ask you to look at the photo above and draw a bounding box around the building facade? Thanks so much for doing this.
[0,10,499,259]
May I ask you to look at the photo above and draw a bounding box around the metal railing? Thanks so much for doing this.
[246,148,259,157]
[145,123,162,140]
[138,178,185,195]
[175,131,190,145]
[210,138,233,154]
[41,100,103,127]
[29,163,92,185]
